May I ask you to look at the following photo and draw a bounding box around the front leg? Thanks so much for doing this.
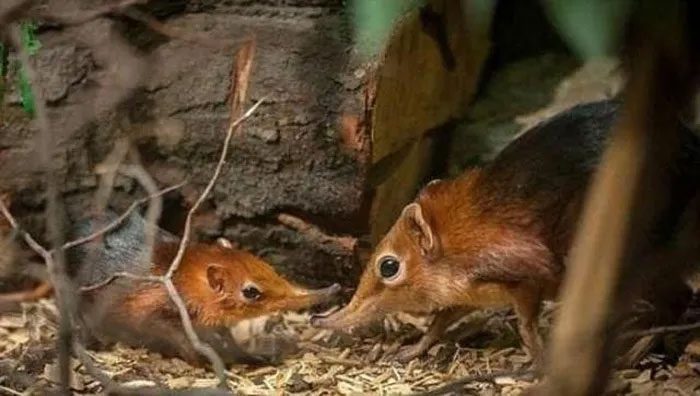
[196,327,273,366]
[508,285,544,369]
[396,307,472,363]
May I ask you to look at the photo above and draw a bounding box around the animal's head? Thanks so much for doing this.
[180,239,341,326]
[311,198,448,330]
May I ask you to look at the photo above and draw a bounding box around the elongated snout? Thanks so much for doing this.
[305,283,342,303]
[310,296,379,330]
[289,282,342,309]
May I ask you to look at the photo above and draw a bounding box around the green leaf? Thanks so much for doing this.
[16,21,40,117]
[544,0,632,60]
[18,65,35,117]
[20,21,41,55]
[0,43,6,103]
[350,0,425,59]
[0,43,7,77]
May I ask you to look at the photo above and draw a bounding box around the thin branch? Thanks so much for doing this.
[93,137,130,216]
[2,4,258,394]
[1,181,184,301]
[622,321,700,339]
[9,23,74,394]
[79,271,160,293]
[0,200,51,263]
[68,102,263,384]
[0,384,23,396]
[411,368,535,396]
[0,281,52,304]
[162,280,227,377]
[61,182,185,251]
[159,98,265,387]
[165,98,265,280]
[277,213,357,252]
[73,343,114,389]
[119,158,163,269]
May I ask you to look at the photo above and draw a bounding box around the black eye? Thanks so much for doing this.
[379,256,401,279]
[242,285,262,301]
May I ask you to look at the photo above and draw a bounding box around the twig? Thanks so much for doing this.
[165,98,265,280]
[411,368,535,396]
[0,180,182,302]
[160,36,262,382]
[90,149,232,382]
[622,321,700,339]
[93,137,130,216]
[163,279,227,374]
[0,384,23,396]
[9,23,75,394]
[68,94,263,383]
[73,343,114,389]
[61,182,185,251]
[80,271,160,293]
[0,281,52,304]
[277,213,357,252]
[119,157,163,271]
[162,96,265,388]
[0,201,50,263]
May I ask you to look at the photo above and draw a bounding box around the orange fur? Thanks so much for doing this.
[313,162,570,364]
[104,241,340,328]
[83,238,340,365]
[312,97,651,362]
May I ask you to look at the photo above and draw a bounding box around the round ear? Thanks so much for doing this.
[206,264,228,293]
[402,203,439,258]
[216,237,234,249]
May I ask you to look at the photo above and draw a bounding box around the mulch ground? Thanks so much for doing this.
[1,298,699,395]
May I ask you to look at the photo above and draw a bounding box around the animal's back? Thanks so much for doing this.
[479,100,617,212]
[68,210,179,287]
[475,99,700,254]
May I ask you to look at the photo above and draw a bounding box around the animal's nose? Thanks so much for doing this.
[327,283,341,294]
[310,314,324,327]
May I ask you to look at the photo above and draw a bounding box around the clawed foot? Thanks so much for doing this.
[218,340,281,366]
[395,342,430,363]
[231,351,275,366]
[526,353,543,374]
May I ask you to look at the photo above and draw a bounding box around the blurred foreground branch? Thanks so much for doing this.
[8,22,76,394]
[541,1,700,395]
[0,8,265,391]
